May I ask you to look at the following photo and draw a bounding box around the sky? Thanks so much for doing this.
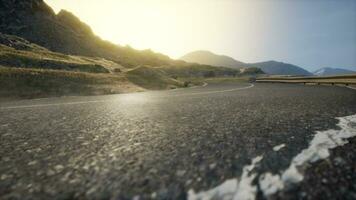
[45,0,356,71]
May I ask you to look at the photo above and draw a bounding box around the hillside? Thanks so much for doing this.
[0,0,178,68]
[0,32,248,98]
[0,33,191,95]
[0,0,261,99]
[0,0,247,76]
[180,51,244,69]
[180,51,312,76]
[313,67,356,76]
[0,33,144,98]
[0,34,120,73]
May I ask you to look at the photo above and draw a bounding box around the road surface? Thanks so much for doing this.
[1,83,356,200]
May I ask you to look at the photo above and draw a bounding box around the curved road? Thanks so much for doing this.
[0,83,356,199]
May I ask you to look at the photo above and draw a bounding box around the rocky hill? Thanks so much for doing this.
[0,32,245,98]
[0,0,262,99]
[0,0,174,68]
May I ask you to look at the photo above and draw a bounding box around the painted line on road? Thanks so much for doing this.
[187,82,209,89]
[169,84,254,97]
[187,113,356,200]
[346,85,356,90]
[189,155,264,200]
[335,85,356,91]
[168,82,208,92]
[0,100,112,110]
[258,113,356,198]
[0,84,254,110]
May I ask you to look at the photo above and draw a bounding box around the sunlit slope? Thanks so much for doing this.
[0,0,261,99]
[0,33,244,90]
[0,66,143,99]
[0,0,179,68]
[0,34,144,98]
[0,33,244,98]
[0,0,262,76]
[0,34,141,98]
[0,33,124,73]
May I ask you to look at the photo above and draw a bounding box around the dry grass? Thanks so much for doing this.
[126,66,184,89]
[0,44,124,73]
[0,67,143,99]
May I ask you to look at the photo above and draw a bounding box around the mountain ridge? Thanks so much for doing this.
[180,50,312,76]
[313,67,356,76]
[180,50,245,69]
[245,60,312,76]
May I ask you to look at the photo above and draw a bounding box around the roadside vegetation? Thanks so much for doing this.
[126,66,184,90]
[0,66,143,99]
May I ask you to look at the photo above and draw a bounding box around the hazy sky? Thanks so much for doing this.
[45,0,356,71]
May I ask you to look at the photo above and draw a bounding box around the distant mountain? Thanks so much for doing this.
[180,51,245,69]
[313,67,356,76]
[246,61,312,76]
[180,51,312,76]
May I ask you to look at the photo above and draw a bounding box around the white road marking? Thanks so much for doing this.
[187,114,356,200]
[188,155,263,200]
[346,85,356,90]
[169,84,254,97]
[259,114,356,198]
[187,82,209,89]
[0,84,254,110]
[168,82,209,92]
[336,84,356,91]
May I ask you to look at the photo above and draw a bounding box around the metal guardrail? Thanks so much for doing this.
[256,74,356,86]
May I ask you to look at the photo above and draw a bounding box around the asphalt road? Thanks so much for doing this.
[1,83,356,200]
